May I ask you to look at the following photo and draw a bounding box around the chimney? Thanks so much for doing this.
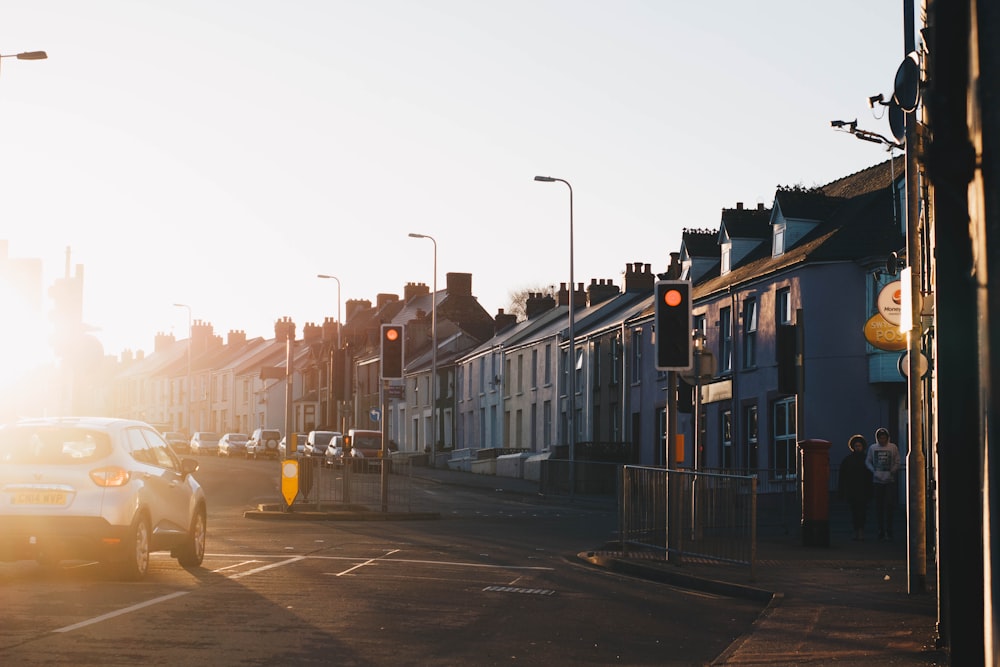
[403,282,429,303]
[376,293,399,309]
[227,330,247,347]
[557,283,587,308]
[273,316,296,341]
[322,316,340,343]
[624,262,655,293]
[154,332,175,354]
[345,299,371,324]
[587,278,620,306]
[757,202,765,210]
[494,308,517,334]
[192,319,215,355]
[446,272,472,297]
[302,322,322,343]
[736,202,744,210]
[526,292,557,319]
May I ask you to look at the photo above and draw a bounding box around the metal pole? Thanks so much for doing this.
[317,274,342,429]
[408,234,438,466]
[534,176,575,496]
[173,303,192,433]
[902,0,927,595]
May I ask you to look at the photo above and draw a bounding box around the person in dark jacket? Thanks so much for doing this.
[839,434,873,541]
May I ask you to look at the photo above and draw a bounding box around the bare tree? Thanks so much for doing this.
[507,285,557,321]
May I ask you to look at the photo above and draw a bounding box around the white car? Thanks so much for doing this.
[0,417,207,579]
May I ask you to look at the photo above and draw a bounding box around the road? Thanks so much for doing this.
[0,455,766,665]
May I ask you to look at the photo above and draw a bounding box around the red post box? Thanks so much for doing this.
[799,438,832,547]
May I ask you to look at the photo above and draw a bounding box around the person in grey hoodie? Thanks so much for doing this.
[865,427,901,540]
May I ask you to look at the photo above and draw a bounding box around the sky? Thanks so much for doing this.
[0,1,911,370]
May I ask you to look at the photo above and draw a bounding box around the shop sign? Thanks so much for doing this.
[863,313,907,351]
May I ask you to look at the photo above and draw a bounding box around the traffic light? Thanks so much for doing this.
[655,280,692,370]
[381,324,404,379]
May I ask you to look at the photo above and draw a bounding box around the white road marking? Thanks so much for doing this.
[226,556,306,581]
[211,560,260,573]
[334,549,400,577]
[52,592,189,633]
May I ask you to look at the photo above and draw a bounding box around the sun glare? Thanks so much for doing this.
[0,280,57,394]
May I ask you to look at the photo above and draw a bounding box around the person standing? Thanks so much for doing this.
[838,434,872,541]
[866,427,901,540]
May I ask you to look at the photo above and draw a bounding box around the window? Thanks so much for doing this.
[720,307,733,373]
[742,298,758,368]
[721,411,733,468]
[772,222,786,256]
[773,398,797,477]
[776,287,792,324]
[478,358,485,393]
[721,243,731,274]
[694,313,707,338]
[543,400,552,448]
[544,344,552,385]
[516,354,523,394]
[593,341,601,390]
[631,328,643,381]
[530,404,537,449]
[743,404,758,470]
[531,349,538,389]
[611,336,620,384]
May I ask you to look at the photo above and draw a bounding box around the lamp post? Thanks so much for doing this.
[408,232,437,466]
[173,303,192,434]
[0,50,47,76]
[534,175,575,495]
[317,274,342,429]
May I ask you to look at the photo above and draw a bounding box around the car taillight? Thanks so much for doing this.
[90,467,130,487]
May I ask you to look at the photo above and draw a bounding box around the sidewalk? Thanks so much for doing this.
[407,466,948,666]
[247,465,949,665]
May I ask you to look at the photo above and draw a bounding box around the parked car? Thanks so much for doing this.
[324,434,356,466]
[344,429,385,459]
[218,433,249,458]
[246,428,281,460]
[278,433,307,459]
[164,431,190,455]
[0,416,206,579]
[303,430,340,458]
[190,432,220,456]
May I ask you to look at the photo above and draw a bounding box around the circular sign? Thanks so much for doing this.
[897,351,929,378]
[369,408,381,422]
[863,313,907,351]
[663,289,682,307]
[877,281,903,326]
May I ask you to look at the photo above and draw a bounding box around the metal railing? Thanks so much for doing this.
[620,465,758,576]
[293,455,413,512]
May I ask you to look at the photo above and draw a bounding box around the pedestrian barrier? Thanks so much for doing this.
[294,455,413,512]
[620,465,757,576]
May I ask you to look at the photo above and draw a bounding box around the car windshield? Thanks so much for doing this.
[353,433,381,450]
[0,426,114,464]
[228,434,248,443]
[199,434,219,442]
[313,432,336,447]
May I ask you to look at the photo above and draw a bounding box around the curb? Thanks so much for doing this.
[575,551,774,603]
[244,503,441,521]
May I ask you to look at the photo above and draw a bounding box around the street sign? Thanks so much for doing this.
[369,407,381,423]
[281,459,298,507]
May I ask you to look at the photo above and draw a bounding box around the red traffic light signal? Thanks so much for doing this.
[655,280,692,371]
[381,324,404,379]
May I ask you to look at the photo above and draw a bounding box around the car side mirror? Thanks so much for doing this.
[181,458,200,478]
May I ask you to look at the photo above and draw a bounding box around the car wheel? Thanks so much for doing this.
[119,514,151,580]
[176,508,206,568]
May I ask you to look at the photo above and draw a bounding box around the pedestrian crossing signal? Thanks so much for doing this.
[655,280,692,371]
[381,324,404,379]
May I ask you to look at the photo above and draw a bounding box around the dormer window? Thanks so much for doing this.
[721,242,732,274]
[772,222,786,257]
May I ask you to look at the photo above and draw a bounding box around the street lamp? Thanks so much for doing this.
[173,303,192,434]
[408,232,437,466]
[0,50,47,76]
[317,274,342,428]
[534,175,576,495]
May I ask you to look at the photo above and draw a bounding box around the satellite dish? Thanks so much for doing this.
[888,101,905,145]
[893,51,920,113]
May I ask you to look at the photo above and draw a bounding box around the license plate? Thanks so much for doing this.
[12,491,67,505]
